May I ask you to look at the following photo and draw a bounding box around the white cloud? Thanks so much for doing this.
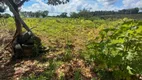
[22,0,52,12]
[122,0,142,9]
[3,0,142,16]
[97,0,118,6]
[21,0,99,16]
[3,7,13,15]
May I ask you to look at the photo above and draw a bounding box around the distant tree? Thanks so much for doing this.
[41,10,49,18]
[1,13,11,18]
[118,8,139,14]
[70,12,78,18]
[133,8,139,14]
[34,11,41,17]
[77,9,93,18]
[60,12,67,18]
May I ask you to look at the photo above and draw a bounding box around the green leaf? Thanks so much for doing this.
[126,66,134,75]
[111,38,124,44]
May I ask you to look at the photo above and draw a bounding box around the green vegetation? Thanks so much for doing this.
[69,8,142,20]
[0,17,142,80]
[85,19,142,80]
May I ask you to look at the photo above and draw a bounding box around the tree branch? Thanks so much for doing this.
[18,0,27,7]
[8,0,17,7]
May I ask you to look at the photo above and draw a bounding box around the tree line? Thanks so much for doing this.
[0,13,11,18]
[70,7,140,18]
[0,7,141,18]
[20,10,49,18]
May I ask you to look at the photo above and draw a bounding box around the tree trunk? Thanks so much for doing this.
[4,0,32,33]
[3,0,43,60]
[14,5,22,37]
[14,15,22,37]
[4,0,22,38]
[4,0,33,53]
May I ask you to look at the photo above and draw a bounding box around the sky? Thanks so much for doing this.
[5,0,142,16]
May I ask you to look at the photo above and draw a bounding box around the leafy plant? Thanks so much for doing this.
[86,19,142,80]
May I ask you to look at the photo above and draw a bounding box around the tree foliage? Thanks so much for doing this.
[118,8,139,14]
[59,12,67,18]
[0,1,6,12]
